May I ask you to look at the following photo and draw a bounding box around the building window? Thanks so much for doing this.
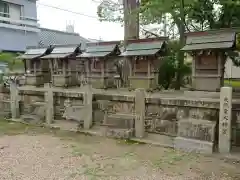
[0,1,9,18]
[9,3,21,20]
[0,1,21,21]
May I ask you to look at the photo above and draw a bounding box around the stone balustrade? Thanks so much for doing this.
[4,83,235,154]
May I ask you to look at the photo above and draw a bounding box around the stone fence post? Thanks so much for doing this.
[219,86,232,153]
[83,84,93,129]
[44,83,54,125]
[135,88,146,138]
[10,82,20,119]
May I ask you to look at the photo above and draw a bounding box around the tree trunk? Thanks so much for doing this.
[122,0,139,87]
[175,0,185,90]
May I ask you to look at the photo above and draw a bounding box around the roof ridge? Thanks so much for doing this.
[39,27,80,35]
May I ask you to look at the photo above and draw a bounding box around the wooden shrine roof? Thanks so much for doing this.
[17,46,53,60]
[120,37,168,57]
[182,29,236,51]
[78,41,121,58]
[41,44,81,59]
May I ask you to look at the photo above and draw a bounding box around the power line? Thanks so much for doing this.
[37,2,99,19]
[91,0,102,3]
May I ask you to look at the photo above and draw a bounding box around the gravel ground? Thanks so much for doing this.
[0,121,239,180]
[0,134,239,180]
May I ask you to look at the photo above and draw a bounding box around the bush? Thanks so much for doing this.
[158,55,176,90]
[0,52,24,71]
[158,41,191,90]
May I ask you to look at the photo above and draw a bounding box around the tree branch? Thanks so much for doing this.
[141,27,161,37]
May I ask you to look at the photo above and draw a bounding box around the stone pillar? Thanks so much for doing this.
[10,82,20,119]
[44,83,54,125]
[83,84,93,129]
[147,58,151,88]
[219,86,232,153]
[62,59,66,76]
[86,61,90,84]
[135,88,145,138]
[48,59,53,83]
[101,60,105,88]
[192,56,196,88]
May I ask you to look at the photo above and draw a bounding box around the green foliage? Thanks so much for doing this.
[97,0,240,89]
[158,41,191,89]
[187,0,240,30]
[97,0,123,23]
[0,52,16,63]
[158,55,176,90]
[97,0,240,36]
[187,0,215,30]
[158,55,191,90]
[0,52,23,71]
[224,80,240,88]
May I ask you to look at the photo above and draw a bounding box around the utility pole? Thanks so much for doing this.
[122,0,139,86]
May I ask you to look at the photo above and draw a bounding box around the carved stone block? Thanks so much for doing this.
[219,87,232,153]
[111,102,134,114]
[63,102,85,123]
[104,128,134,139]
[189,108,219,121]
[21,105,45,124]
[174,137,214,154]
[178,119,216,142]
[106,114,135,129]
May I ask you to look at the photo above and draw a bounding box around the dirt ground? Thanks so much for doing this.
[0,121,239,180]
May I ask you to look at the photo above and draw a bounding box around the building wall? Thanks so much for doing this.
[0,28,38,52]
[224,58,240,79]
[0,0,39,52]
[1,0,37,19]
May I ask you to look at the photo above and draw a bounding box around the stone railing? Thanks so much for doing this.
[96,89,145,139]
[15,83,92,129]
[4,82,236,154]
[145,97,219,154]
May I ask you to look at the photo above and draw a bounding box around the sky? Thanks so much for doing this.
[37,0,124,41]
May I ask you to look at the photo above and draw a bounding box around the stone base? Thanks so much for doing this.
[20,114,44,125]
[25,74,44,86]
[183,90,219,98]
[0,111,11,119]
[129,76,156,89]
[103,128,134,139]
[174,137,214,154]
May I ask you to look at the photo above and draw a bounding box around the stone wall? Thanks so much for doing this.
[146,98,219,138]
[0,87,11,118]
[1,84,240,154]
[146,98,219,153]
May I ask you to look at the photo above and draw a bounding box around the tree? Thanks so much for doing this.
[158,40,191,90]
[0,52,23,71]
[98,0,195,89]
[97,0,240,89]
[187,0,240,30]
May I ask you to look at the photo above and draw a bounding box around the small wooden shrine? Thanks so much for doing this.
[78,41,121,89]
[120,38,168,89]
[41,44,81,87]
[18,46,53,86]
[182,29,236,91]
